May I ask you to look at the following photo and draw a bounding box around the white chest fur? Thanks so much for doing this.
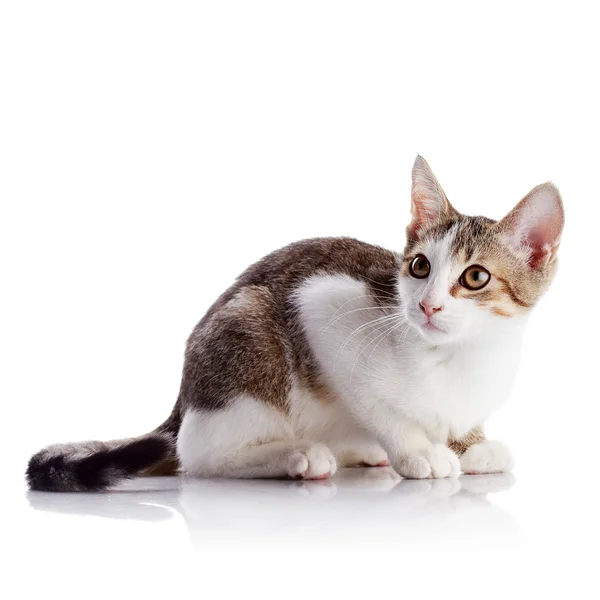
[394,334,521,439]
[294,274,525,441]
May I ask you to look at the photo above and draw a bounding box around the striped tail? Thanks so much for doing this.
[26,420,179,492]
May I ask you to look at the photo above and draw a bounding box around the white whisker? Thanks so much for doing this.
[350,317,402,382]
[320,305,395,335]
[332,313,400,372]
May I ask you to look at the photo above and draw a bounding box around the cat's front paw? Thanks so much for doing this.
[460,440,514,474]
[287,443,337,480]
[394,444,460,479]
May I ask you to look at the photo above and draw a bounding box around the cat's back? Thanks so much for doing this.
[202,237,401,321]
[238,237,400,292]
[181,237,401,413]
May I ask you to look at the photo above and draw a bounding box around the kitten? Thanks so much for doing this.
[27,156,564,491]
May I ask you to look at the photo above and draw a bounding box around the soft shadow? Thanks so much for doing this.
[27,468,518,547]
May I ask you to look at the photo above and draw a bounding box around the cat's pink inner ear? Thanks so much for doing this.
[408,155,456,239]
[499,182,564,269]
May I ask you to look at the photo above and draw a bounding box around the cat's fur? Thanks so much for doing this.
[27,156,564,491]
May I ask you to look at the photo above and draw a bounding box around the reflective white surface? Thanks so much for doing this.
[26,468,518,548]
[8,465,598,599]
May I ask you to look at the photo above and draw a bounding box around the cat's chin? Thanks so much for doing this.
[416,327,450,344]
[409,319,456,344]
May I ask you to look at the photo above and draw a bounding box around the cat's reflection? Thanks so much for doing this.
[27,468,517,545]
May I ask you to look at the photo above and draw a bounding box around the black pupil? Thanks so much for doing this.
[472,270,481,280]
[417,259,426,272]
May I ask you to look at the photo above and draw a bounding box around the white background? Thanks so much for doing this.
[1,2,599,598]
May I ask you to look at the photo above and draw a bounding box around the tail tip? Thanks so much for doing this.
[26,435,171,492]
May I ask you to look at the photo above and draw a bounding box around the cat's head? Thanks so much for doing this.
[397,156,564,344]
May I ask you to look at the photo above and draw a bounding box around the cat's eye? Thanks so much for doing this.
[409,255,431,279]
[459,265,491,290]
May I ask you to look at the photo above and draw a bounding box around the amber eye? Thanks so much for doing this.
[409,255,431,279]
[460,265,491,290]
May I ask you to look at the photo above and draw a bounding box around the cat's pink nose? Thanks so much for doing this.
[419,301,442,317]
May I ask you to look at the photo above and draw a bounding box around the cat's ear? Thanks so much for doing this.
[497,182,564,269]
[408,155,457,240]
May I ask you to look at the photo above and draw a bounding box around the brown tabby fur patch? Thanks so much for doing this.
[140,459,179,476]
[449,427,486,456]
[174,238,400,416]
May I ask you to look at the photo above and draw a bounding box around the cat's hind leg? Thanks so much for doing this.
[459,441,514,474]
[334,444,389,468]
[449,427,514,474]
[177,396,337,479]
[326,430,389,468]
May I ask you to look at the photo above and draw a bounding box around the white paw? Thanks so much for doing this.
[287,444,337,480]
[460,441,514,474]
[357,445,389,467]
[339,445,389,467]
[394,444,460,479]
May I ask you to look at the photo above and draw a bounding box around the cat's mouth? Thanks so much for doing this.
[421,320,446,334]
[422,320,444,332]
[404,305,448,337]
[412,314,451,338]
